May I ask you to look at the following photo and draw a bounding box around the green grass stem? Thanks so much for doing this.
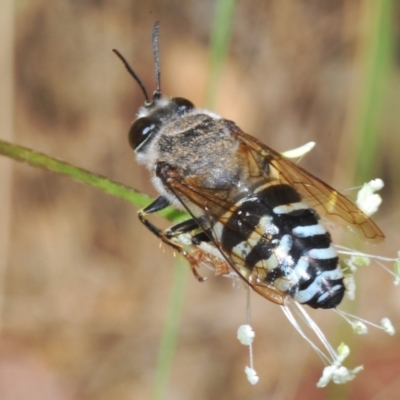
[204,0,237,108]
[329,1,393,399]
[151,259,189,400]
[152,1,237,398]
[0,139,186,222]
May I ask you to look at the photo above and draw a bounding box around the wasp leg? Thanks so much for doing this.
[138,196,206,282]
[165,218,200,238]
[138,195,172,239]
[166,218,212,246]
[191,230,211,245]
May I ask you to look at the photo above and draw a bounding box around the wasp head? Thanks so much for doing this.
[113,23,195,153]
[130,97,194,153]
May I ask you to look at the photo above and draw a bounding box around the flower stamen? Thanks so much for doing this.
[237,286,259,385]
[334,309,395,336]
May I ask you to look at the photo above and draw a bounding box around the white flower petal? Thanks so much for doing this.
[351,255,370,267]
[281,142,315,159]
[351,321,368,335]
[332,365,363,384]
[237,324,255,345]
[245,366,259,385]
[337,343,350,363]
[344,276,356,300]
[369,178,384,191]
[356,179,384,216]
[317,365,336,387]
[381,318,395,335]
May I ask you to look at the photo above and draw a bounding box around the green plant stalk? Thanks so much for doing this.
[328,1,393,399]
[153,1,237,398]
[151,258,189,400]
[0,139,187,222]
[353,0,393,183]
[204,0,237,108]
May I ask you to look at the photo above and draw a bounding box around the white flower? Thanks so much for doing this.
[281,141,316,159]
[343,275,356,300]
[332,365,364,385]
[351,321,368,335]
[341,255,370,274]
[350,255,370,268]
[317,364,364,387]
[356,179,384,216]
[381,318,395,335]
[317,343,363,387]
[337,245,400,286]
[368,178,385,191]
[335,309,395,337]
[245,366,259,385]
[317,365,337,387]
[237,324,255,345]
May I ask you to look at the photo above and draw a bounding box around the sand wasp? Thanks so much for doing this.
[114,23,384,309]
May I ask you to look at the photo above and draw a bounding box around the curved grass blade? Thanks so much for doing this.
[0,139,187,222]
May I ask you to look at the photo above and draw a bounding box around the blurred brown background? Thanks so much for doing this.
[1,1,400,399]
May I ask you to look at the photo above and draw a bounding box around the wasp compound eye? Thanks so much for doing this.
[129,117,158,151]
[172,97,194,114]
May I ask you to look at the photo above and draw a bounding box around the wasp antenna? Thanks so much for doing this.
[152,21,161,100]
[112,48,150,102]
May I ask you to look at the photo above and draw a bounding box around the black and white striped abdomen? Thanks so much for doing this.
[212,183,345,309]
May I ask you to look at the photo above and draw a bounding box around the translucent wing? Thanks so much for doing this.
[157,162,288,305]
[155,125,383,303]
[235,130,384,244]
